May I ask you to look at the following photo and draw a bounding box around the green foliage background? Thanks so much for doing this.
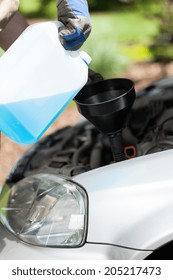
[19,0,172,78]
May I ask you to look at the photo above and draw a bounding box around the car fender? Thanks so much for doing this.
[74,149,173,257]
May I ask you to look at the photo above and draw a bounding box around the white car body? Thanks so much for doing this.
[1,148,173,260]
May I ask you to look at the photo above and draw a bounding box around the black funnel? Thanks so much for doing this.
[74,78,136,162]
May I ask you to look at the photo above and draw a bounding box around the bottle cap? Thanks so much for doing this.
[80,51,92,66]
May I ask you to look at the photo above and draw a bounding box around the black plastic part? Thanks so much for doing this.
[109,131,126,162]
[75,78,136,133]
[74,78,136,161]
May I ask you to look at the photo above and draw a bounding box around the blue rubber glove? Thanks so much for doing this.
[57,0,92,50]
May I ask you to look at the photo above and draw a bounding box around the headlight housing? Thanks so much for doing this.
[0,173,88,248]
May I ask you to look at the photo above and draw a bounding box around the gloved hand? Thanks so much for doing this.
[87,69,104,85]
[0,0,19,31]
[57,0,92,50]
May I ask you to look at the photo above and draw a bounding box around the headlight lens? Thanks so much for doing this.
[0,173,88,247]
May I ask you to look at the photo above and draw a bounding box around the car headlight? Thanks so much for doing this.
[0,173,88,248]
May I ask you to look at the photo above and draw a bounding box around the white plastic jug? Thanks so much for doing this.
[0,21,91,145]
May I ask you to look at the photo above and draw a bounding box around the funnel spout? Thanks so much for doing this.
[108,131,126,162]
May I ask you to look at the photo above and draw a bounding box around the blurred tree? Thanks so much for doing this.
[149,0,173,62]
[20,0,155,16]
[87,0,155,12]
[20,0,57,18]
